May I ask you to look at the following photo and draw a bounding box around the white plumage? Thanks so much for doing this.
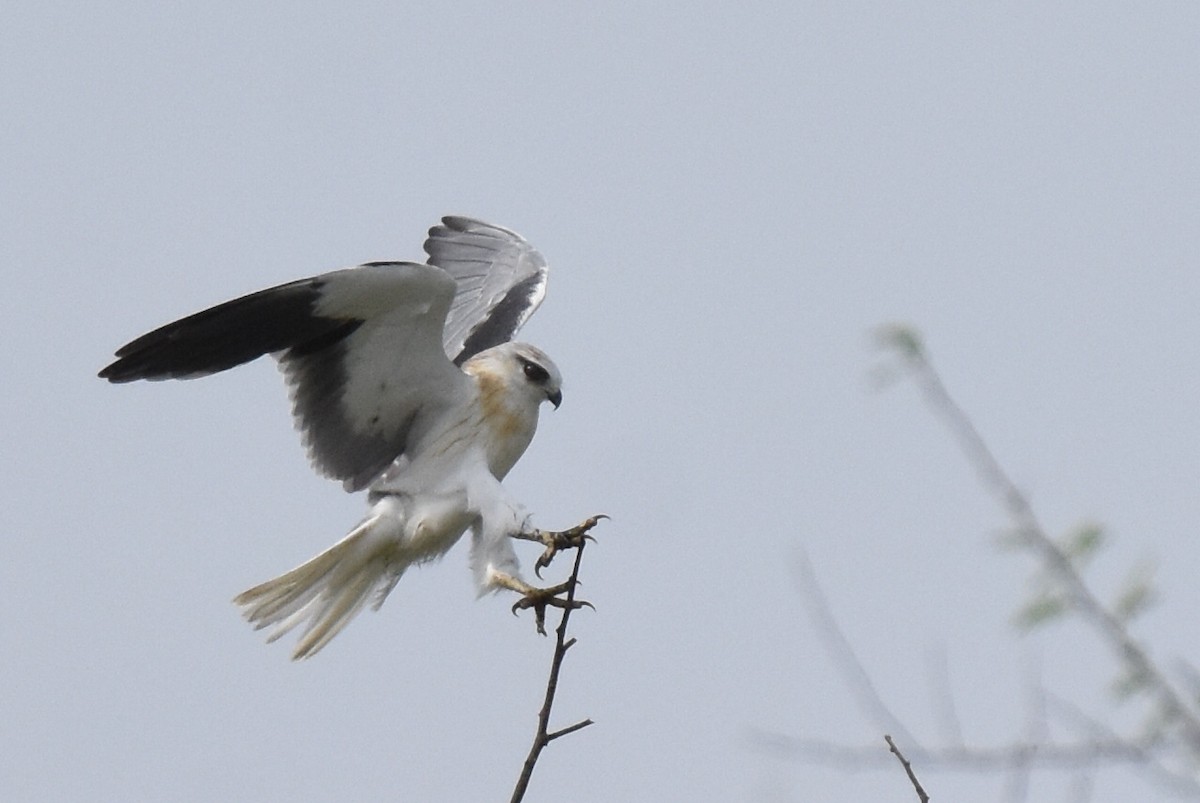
[100,217,572,658]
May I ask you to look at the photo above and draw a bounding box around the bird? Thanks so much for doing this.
[99,216,601,659]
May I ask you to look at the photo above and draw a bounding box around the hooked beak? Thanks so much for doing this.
[547,389,562,409]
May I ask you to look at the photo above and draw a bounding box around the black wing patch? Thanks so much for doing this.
[98,278,359,383]
[99,260,463,492]
[279,336,413,492]
[453,272,546,365]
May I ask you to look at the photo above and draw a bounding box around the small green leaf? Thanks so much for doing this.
[1015,593,1068,630]
[1114,563,1157,623]
[874,324,925,361]
[1061,522,1105,564]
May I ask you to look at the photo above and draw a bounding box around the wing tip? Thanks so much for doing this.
[97,357,149,383]
[428,215,527,244]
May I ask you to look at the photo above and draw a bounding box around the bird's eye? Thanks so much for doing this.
[522,360,550,384]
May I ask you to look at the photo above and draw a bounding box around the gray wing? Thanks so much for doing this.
[424,216,549,365]
[99,261,469,492]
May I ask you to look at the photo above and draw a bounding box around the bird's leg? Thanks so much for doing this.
[491,572,593,636]
[510,514,608,578]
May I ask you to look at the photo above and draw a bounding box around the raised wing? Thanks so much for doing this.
[99,262,468,491]
[424,216,548,365]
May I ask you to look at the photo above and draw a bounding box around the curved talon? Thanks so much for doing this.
[510,581,594,635]
[515,514,608,578]
[533,535,598,579]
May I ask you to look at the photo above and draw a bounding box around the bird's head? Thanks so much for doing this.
[463,342,562,411]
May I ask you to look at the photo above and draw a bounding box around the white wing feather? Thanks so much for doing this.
[424,216,549,364]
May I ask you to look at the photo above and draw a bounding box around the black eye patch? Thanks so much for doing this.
[521,359,550,384]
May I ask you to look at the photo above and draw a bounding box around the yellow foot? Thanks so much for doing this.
[492,571,595,636]
[511,514,608,577]
[511,581,593,636]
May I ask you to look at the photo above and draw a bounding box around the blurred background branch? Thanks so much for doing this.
[755,326,1200,800]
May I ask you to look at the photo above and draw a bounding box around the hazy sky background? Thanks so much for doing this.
[4,3,1199,801]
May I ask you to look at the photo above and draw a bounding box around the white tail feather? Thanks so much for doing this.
[233,513,409,659]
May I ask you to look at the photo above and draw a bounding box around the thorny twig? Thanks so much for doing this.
[509,537,595,803]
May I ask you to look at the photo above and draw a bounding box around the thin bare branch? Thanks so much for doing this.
[926,643,964,748]
[751,729,1158,771]
[1004,660,1049,803]
[1046,692,1200,797]
[510,537,594,803]
[547,718,594,742]
[794,548,920,747]
[887,735,931,803]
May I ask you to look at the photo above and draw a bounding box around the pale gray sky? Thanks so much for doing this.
[3,3,1199,801]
